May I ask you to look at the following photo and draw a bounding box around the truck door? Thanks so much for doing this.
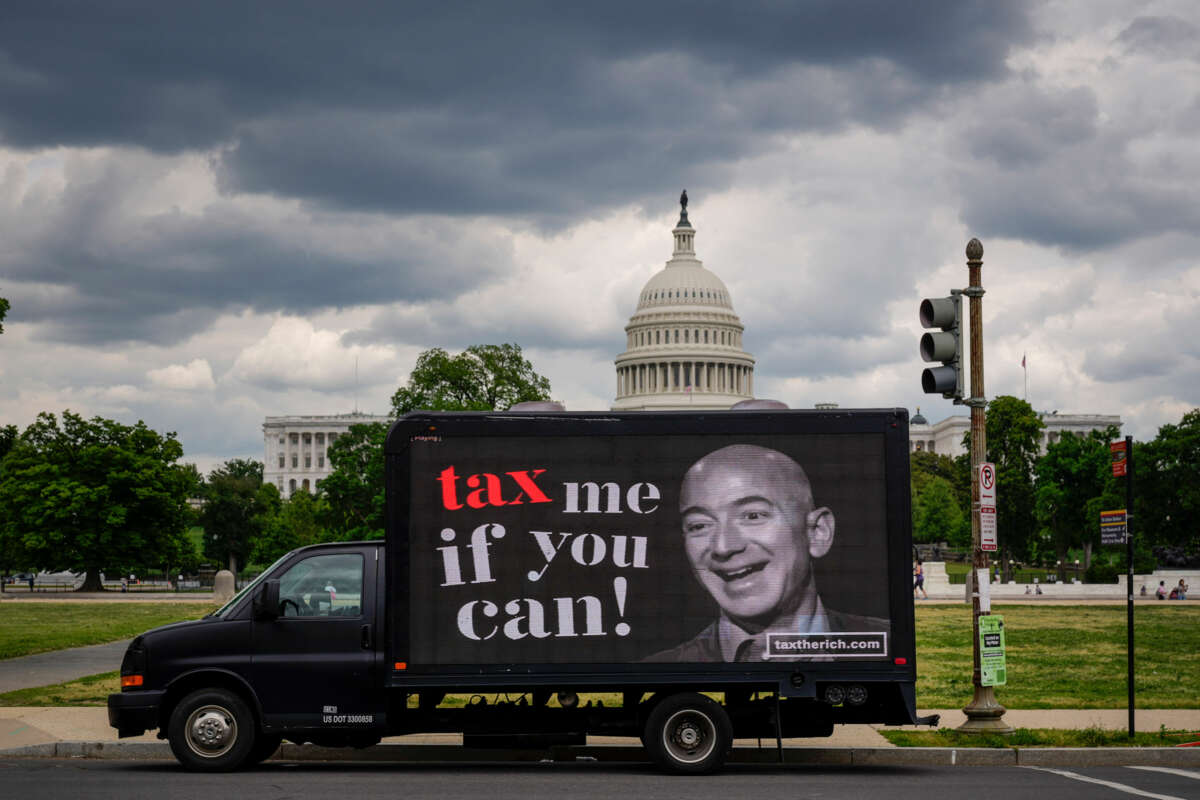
[251,546,384,733]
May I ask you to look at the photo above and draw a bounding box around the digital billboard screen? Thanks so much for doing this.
[398,424,897,665]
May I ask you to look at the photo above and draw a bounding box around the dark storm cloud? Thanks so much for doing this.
[964,84,1099,168]
[1082,346,1177,383]
[345,299,618,353]
[752,334,910,381]
[1,1,1033,217]
[1117,16,1200,59]
[0,153,509,345]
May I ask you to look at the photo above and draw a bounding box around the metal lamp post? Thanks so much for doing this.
[958,238,1013,734]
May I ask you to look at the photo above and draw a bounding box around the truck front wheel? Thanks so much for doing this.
[643,692,731,774]
[167,688,257,771]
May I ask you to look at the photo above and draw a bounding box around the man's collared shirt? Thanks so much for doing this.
[719,598,830,662]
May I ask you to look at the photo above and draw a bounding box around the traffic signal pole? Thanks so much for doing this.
[1125,435,1135,738]
[958,238,1013,734]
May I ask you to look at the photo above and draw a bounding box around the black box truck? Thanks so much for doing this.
[109,409,935,773]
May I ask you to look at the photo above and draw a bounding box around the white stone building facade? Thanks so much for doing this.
[908,409,1123,458]
[613,193,755,410]
[263,413,391,498]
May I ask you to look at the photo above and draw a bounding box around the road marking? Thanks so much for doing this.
[1128,766,1200,780]
[1024,766,1186,800]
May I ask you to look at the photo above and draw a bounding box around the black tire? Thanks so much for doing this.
[643,692,731,775]
[245,733,283,765]
[167,688,257,772]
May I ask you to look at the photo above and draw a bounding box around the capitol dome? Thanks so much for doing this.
[612,192,755,410]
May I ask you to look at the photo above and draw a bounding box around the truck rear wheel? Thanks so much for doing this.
[167,688,256,772]
[643,692,731,775]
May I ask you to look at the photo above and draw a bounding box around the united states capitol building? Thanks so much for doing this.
[263,191,1119,495]
[612,191,756,410]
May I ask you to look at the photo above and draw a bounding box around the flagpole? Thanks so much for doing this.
[1022,353,1027,402]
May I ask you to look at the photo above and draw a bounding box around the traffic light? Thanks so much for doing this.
[919,291,963,401]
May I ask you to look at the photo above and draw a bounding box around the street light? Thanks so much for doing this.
[956,238,1012,735]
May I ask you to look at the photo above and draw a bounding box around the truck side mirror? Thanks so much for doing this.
[253,580,281,621]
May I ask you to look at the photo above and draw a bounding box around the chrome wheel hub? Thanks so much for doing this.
[185,705,237,758]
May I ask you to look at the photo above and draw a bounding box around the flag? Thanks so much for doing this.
[1021,354,1026,369]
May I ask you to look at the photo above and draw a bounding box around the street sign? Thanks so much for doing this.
[1111,440,1127,477]
[978,462,997,552]
[1101,509,1128,545]
[979,614,1007,686]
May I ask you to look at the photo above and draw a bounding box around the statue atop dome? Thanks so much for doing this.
[678,189,690,226]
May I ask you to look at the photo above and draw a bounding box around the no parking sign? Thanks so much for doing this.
[978,462,997,551]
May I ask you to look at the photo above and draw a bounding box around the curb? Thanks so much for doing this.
[3,742,1200,767]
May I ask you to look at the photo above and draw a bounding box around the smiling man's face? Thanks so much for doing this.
[680,446,830,628]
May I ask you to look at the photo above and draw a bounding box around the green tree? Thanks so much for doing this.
[253,488,329,564]
[1035,427,1121,576]
[910,450,970,547]
[0,411,193,590]
[319,422,389,540]
[200,459,277,574]
[1137,408,1200,552]
[983,396,1044,578]
[911,450,971,510]
[913,475,969,546]
[391,343,552,414]
[0,295,9,334]
[0,424,18,462]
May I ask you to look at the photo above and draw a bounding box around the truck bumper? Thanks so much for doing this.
[107,690,166,738]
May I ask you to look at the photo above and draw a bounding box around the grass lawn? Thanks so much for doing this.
[0,603,215,660]
[2,603,1198,713]
[881,727,1200,748]
[0,671,119,706]
[914,604,1200,709]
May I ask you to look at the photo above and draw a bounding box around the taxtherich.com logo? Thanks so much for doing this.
[765,632,888,658]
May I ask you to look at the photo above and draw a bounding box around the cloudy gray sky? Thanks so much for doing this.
[1,1,1197,471]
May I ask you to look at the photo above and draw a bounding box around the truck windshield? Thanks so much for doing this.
[210,552,293,619]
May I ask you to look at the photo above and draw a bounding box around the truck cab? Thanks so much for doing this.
[109,541,387,769]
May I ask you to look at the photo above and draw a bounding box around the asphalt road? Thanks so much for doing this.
[0,760,1197,800]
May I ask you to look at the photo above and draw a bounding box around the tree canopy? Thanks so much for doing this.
[0,295,8,334]
[910,451,970,546]
[0,424,17,463]
[253,488,328,564]
[1035,426,1121,572]
[391,343,552,414]
[319,422,389,541]
[984,396,1044,572]
[0,411,194,590]
[1136,408,1200,552]
[200,459,278,574]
